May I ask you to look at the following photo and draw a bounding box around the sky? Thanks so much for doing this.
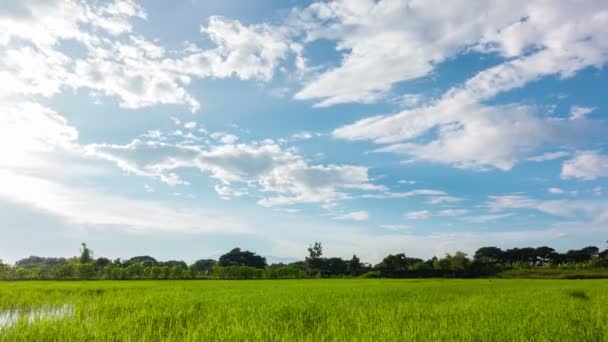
[1,0,607,264]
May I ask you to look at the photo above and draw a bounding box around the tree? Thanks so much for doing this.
[80,243,92,264]
[192,259,217,276]
[347,255,363,276]
[376,253,421,277]
[449,251,470,272]
[16,256,68,269]
[534,246,558,265]
[324,257,348,276]
[218,248,267,269]
[78,263,96,279]
[474,247,503,263]
[125,256,158,267]
[307,242,323,260]
[305,242,324,275]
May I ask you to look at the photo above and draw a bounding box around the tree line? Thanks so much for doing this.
[1,242,607,280]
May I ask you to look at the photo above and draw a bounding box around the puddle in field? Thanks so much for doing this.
[0,305,74,329]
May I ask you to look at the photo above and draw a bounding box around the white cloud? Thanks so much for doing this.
[487,195,608,223]
[380,224,410,231]
[437,209,468,217]
[398,180,416,185]
[292,0,533,106]
[405,208,469,220]
[184,121,197,129]
[548,187,565,194]
[331,5,608,170]
[561,151,608,180]
[0,170,246,234]
[526,151,571,162]
[175,16,293,82]
[333,211,369,221]
[291,131,322,140]
[86,132,384,208]
[326,0,608,170]
[405,210,431,220]
[0,101,79,170]
[294,0,608,107]
[461,213,512,223]
[360,189,445,199]
[570,106,596,120]
[0,2,298,112]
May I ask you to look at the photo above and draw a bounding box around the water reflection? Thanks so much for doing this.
[0,305,74,329]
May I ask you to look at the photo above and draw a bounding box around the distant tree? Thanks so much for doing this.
[376,253,421,277]
[581,246,600,258]
[218,248,267,269]
[347,255,363,276]
[126,263,144,279]
[80,243,92,264]
[16,256,68,269]
[324,257,348,276]
[565,247,599,263]
[307,242,323,260]
[53,263,77,280]
[78,263,96,279]
[125,256,158,267]
[448,252,470,272]
[162,260,188,269]
[535,246,558,265]
[474,247,503,263]
[95,257,111,276]
[192,259,217,275]
[306,242,324,275]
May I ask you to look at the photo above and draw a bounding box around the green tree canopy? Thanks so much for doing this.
[218,248,267,269]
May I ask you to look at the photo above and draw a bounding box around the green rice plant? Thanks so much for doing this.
[0,279,607,341]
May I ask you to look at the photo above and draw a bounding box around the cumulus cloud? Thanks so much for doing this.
[0,1,297,111]
[561,151,608,180]
[292,0,531,106]
[330,0,608,171]
[86,132,384,208]
[173,16,293,82]
[293,0,608,107]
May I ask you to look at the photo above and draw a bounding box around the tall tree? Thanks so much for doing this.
[348,255,363,276]
[80,243,92,264]
[305,242,324,275]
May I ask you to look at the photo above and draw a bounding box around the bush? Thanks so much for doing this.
[359,271,380,278]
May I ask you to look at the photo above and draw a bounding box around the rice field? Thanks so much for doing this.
[0,279,606,341]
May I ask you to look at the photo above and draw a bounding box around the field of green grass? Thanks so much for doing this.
[0,279,607,341]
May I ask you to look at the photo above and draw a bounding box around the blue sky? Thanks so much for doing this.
[1,0,607,264]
